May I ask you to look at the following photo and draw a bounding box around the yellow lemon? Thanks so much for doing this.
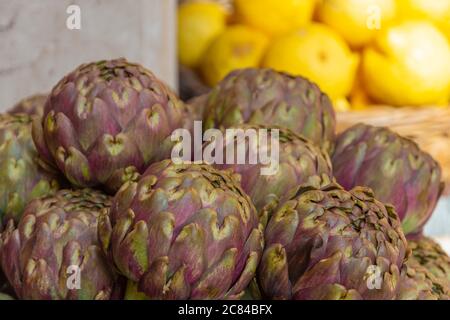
[200,25,269,86]
[178,1,227,68]
[349,70,373,109]
[349,86,372,110]
[397,0,450,39]
[317,0,397,48]
[234,0,316,36]
[262,23,359,99]
[362,20,450,106]
[333,97,352,112]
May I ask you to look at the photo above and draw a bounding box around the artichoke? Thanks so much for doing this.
[408,235,450,288]
[182,94,208,134]
[0,268,13,300]
[206,124,333,223]
[258,175,408,300]
[332,124,443,235]
[0,113,61,229]
[0,189,117,300]
[98,160,263,299]
[0,293,14,300]
[200,68,336,153]
[396,235,450,300]
[0,271,6,289]
[8,94,47,117]
[397,256,449,300]
[32,58,185,192]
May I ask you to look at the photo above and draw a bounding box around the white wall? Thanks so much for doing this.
[0,0,177,109]
[425,197,450,254]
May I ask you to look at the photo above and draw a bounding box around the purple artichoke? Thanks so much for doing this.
[200,68,336,153]
[206,124,333,223]
[0,293,13,300]
[98,160,263,299]
[32,58,185,192]
[0,271,14,300]
[397,255,449,300]
[407,235,450,289]
[0,189,117,300]
[181,94,208,134]
[0,114,61,228]
[258,175,409,300]
[332,124,444,235]
[397,235,450,300]
[8,94,47,118]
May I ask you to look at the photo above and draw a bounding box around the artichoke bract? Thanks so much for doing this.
[332,124,443,235]
[0,113,60,228]
[8,94,47,117]
[258,176,408,300]
[98,160,264,300]
[32,58,185,192]
[200,68,336,153]
[207,124,333,223]
[0,189,116,300]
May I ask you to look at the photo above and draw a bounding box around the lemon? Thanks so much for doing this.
[234,0,315,36]
[362,20,450,106]
[262,23,359,99]
[317,0,397,48]
[397,0,450,39]
[178,1,227,68]
[349,70,373,109]
[333,97,352,112]
[349,86,372,110]
[200,25,269,86]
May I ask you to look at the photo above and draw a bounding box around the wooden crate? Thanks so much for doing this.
[337,106,450,195]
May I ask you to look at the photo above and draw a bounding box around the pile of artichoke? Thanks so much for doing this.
[0,59,448,300]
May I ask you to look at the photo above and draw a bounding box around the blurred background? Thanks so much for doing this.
[0,0,449,251]
[177,0,450,252]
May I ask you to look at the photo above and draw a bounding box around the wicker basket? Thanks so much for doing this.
[337,107,450,194]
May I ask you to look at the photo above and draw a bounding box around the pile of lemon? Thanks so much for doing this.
[178,0,450,110]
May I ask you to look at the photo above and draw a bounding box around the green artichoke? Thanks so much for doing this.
[332,124,443,235]
[258,175,408,300]
[408,235,450,288]
[98,160,263,300]
[8,94,47,117]
[0,189,117,300]
[207,124,333,223]
[32,58,185,192]
[0,113,61,229]
[200,68,336,153]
